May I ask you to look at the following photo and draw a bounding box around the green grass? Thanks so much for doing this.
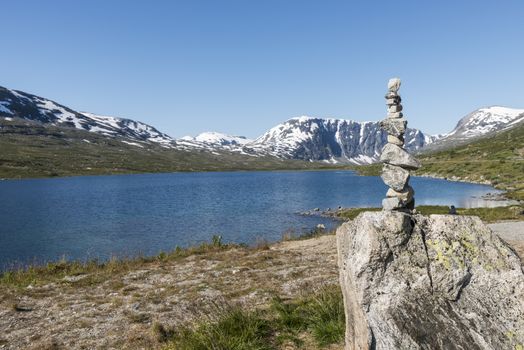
[166,307,274,350]
[163,285,345,349]
[335,207,382,220]
[0,235,237,289]
[281,225,333,241]
[417,123,524,200]
[336,205,524,222]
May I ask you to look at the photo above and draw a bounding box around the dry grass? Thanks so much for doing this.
[0,234,340,349]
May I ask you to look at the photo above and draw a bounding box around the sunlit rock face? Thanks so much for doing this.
[337,211,524,350]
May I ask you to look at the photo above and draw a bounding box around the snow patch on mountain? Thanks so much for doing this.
[0,86,178,148]
[176,132,255,155]
[445,106,524,138]
[79,112,176,147]
[0,101,13,115]
[245,116,436,164]
[194,132,252,146]
[426,106,524,150]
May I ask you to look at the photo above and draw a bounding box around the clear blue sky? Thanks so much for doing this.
[1,0,523,138]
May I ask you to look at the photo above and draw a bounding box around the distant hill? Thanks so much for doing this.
[0,85,435,165]
[418,121,524,200]
[423,106,524,151]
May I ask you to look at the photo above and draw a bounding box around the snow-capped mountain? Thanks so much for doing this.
[452,106,524,138]
[244,116,436,164]
[79,112,175,147]
[0,86,176,148]
[426,106,524,150]
[3,85,524,165]
[177,132,253,151]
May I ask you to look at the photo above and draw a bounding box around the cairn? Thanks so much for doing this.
[379,78,421,211]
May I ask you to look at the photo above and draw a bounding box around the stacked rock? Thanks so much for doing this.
[379,78,421,211]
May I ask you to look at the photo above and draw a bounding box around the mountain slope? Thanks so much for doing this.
[0,87,177,148]
[0,117,332,178]
[426,106,524,150]
[245,116,436,164]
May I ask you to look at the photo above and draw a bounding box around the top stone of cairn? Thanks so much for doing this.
[387,77,401,93]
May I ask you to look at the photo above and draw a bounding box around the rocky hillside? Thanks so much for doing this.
[244,116,435,164]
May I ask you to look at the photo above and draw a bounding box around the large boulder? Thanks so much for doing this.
[336,211,524,350]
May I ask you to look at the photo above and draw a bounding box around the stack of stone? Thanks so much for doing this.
[379,78,421,211]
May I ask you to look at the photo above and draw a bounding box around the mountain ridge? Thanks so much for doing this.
[243,116,436,164]
[2,84,524,171]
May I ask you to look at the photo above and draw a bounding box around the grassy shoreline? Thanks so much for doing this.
[335,205,524,222]
[2,204,522,287]
[0,231,343,349]
[0,165,352,182]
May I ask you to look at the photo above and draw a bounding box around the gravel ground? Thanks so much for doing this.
[489,221,524,261]
[488,221,524,241]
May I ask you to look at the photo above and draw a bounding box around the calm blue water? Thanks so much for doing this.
[0,171,501,269]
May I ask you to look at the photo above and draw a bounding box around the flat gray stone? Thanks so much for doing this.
[387,112,403,119]
[380,143,421,170]
[387,135,404,146]
[381,163,409,191]
[386,185,414,202]
[380,118,407,138]
[384,92,399,99]
[382,197,404,210]
[386,97,401,105]
[387,104,403,113]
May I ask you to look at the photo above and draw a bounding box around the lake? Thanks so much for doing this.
[0,170,502,269]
